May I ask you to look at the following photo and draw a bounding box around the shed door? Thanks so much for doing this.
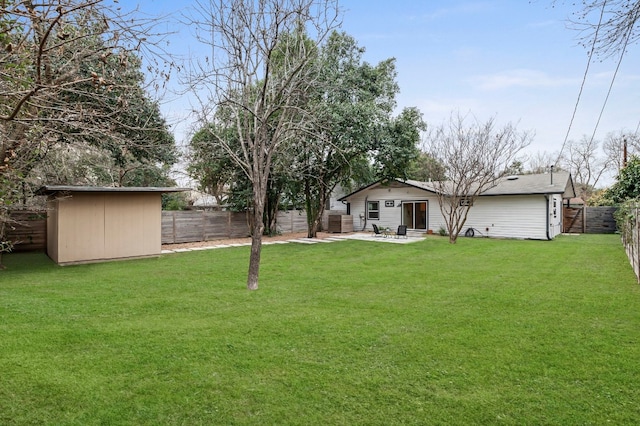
[402,201,427,230]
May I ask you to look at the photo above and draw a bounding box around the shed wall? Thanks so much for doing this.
[50,192,161,264]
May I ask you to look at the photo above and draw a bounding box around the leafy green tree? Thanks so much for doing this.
[504,160,525,176]
[187,124,238,208]
[602,155,640,204]
[372,107,425,181]
[407,152,446,182]
[298,31,423,238]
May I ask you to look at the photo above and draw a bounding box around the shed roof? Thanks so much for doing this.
[339,172,575,201]
[35,185,191,196]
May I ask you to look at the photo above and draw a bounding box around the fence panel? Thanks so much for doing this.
[585,207,617,234]
[161,210,252,244]
[276,210,307,234]
[203,211,230,240]
[6,210,47,252]
[563,207,584,233]
[228,212,251,238]
[9,208,330,249]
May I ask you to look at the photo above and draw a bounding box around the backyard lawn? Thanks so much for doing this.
[1,234,639,425]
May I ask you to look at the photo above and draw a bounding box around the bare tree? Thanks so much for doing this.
[425,112,532,243]
[185,0,339,290]
[560,136,611,199]
[561,0,640,59]
[525,150,559,175]
[603,130,640,171]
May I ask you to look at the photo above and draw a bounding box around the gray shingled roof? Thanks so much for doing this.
[339,172,575,200]
[481,171,573,196]
[35,186,191,195]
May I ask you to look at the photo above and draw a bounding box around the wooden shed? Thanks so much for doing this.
[36,186,188,265]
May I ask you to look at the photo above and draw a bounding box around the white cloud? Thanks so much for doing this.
[471,69,578,90]
[417,2,495,21]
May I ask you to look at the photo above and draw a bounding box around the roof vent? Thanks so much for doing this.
[506,175,519,181]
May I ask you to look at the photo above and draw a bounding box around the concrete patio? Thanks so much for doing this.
[161,232,425,254]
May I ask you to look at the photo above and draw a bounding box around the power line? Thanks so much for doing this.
[556,1,608,165]
[587,28,630,146]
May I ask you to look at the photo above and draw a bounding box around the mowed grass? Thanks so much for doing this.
[1,234,640,425]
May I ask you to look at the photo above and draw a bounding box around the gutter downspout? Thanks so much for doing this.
[362,196,368,231]
[544,195,551,240]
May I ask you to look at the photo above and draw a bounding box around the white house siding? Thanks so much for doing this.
[457,195,549,240]
[346,186,433,232]
[346,186,564,240]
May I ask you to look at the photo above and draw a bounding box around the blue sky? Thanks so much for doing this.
[127,0,640,175]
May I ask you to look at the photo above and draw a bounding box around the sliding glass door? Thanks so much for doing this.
[402,201,427,230]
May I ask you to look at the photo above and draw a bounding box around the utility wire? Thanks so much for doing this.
[556,1,608,165]
[587,29,630,146]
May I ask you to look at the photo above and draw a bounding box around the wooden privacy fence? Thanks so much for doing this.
[563,206,617,234]
[5,209,324,249]
[162,209,312,244]
[6,210,47,252]
[162,210,250,244]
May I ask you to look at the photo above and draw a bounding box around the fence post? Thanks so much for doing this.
[172,211,176,244]
[201,210,207,241]
[633,205,640,283]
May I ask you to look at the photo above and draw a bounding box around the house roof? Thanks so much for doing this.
[339,172,575,201]
[480,172,574,197]
[35,185,191,196]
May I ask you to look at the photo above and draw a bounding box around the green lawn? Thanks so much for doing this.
[1,234,640,425]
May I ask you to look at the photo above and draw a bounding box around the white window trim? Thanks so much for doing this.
[367,201,380,220]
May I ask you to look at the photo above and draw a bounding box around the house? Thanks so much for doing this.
[338,172,576,240]
[36,186,189,265]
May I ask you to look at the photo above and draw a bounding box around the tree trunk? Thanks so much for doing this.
[264,181,280,236]
[304,178,324,238]
[247,177,266,290]
[247,201,265,291]
[308,192,326,238]
[0,219,6,270]
[308,215,322,238]
[247,232,262,291]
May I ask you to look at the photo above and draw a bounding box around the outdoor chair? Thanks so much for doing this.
[372,223,383,237]
[395,225,408,239]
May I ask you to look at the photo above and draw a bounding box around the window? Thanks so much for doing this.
[367,201,379,220]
